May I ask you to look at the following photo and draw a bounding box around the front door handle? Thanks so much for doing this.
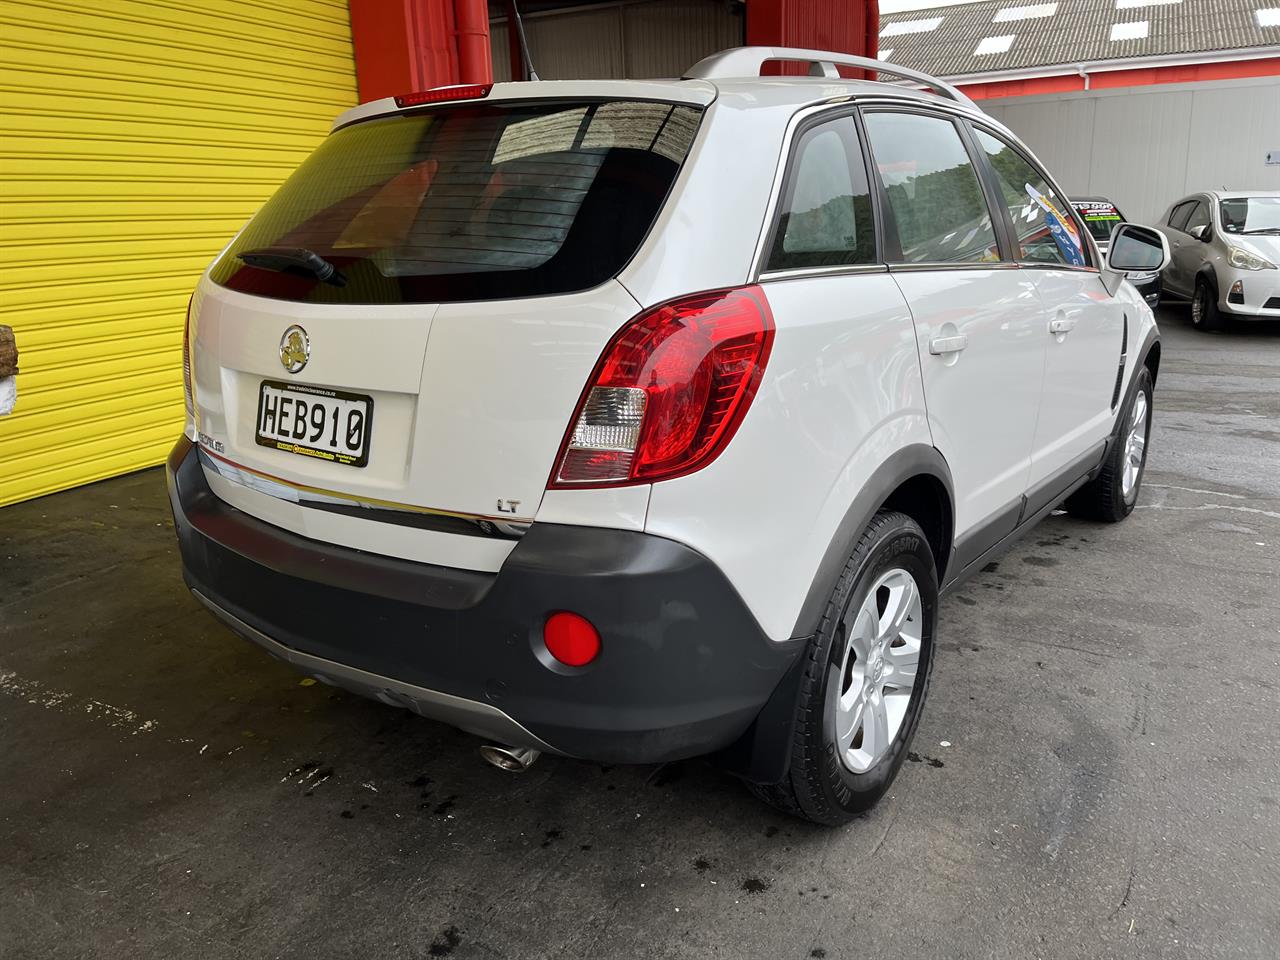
[928,334,968,355]
[1049,317,1077,335]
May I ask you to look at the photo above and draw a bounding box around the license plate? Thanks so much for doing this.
[254,380,373,467]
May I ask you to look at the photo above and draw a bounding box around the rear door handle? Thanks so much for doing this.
[1049,317,1077,335]
[928,334,968,355]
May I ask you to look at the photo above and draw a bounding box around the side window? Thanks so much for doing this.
[766,118,874,271]
[862,111,1000,265]
[1168,201,1195,231]
[975,129,1086,267]
[1184,200,1211,235]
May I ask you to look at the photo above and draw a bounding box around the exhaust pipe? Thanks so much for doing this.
[479,744,541,772]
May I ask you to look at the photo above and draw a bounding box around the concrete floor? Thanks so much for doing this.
[2,305,1277,960]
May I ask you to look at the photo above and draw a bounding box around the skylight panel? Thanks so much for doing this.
[879,48,895,61]
[1256,8,1280,26]
[1109,20,1150,40]
[994,3,1058,22]
[974,34,1017,55]
[881,16,945,36]
[1115,0,1180,8]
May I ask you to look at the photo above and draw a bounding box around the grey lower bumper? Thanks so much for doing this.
[192,589,557,754]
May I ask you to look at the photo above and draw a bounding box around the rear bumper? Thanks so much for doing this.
[167,438,803,766]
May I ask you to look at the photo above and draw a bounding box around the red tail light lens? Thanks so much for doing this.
[551,286,774,487]
[394,84,492,108]
[182,295,194,424]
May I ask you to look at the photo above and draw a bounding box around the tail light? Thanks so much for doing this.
[550,286,774,488]
[182,295,195,431]
[394,84,492,108]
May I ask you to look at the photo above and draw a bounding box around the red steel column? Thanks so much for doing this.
[349,0,492,104]
[746,0,877,76]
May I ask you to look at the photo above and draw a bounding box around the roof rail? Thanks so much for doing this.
[683,46,978,111]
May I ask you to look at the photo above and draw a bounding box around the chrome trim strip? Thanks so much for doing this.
[887,261,1022,272]
[197,446,534,527]
[758,263,889,282]
[192,589,560,754]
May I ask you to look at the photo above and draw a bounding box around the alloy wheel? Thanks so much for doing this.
[1122,389,1149,502]
[834,568,923,774]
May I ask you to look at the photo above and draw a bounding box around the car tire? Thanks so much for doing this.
[1190,277,1224,331]
[1065,366,1154,523]
[749,510,937,826]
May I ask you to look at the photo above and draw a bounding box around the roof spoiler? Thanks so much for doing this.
[684,46,978,111]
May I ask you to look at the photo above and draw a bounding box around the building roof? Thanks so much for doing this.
[877,0,1280,79]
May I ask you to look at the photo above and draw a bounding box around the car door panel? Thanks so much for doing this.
[861,108,1047,552]
[969,126,1119,497]
[891,268,1045,546]
[1027,268,1125,483]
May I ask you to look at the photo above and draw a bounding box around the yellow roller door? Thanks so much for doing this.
[0,0,357,506]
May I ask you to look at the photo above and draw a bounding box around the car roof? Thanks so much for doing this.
[1210,190,1280,199]
[332,73,994,134]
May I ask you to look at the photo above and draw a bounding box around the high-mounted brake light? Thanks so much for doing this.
[551,286,774,488]
[394,84,493,108]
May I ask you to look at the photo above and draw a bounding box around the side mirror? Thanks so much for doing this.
[1188,223,1210,242]
[1103,224,1170,295]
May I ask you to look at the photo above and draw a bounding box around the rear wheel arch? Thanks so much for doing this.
[882,473,953,585]
[791,445,954,639]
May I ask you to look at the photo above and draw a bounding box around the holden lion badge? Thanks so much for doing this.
[279,325,310,374]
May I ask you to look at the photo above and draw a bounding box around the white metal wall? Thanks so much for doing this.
[491,0,743,82]
[981,76,1280,225]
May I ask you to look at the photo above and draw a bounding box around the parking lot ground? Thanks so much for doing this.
[2,305,1277,960]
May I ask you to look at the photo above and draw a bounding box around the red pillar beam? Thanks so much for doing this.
[349,0,491,104]
[746,0,878,76]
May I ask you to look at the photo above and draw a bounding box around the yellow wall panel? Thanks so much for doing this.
[0,0,357,506]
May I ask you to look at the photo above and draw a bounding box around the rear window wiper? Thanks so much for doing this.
[237,246,347,287]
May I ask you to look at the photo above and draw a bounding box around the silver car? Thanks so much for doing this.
[1158,190,1280,330]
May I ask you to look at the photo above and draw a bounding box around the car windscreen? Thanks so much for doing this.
[209,99,703,304]
[1071,200,1123,242]
[1220,197,1280,235]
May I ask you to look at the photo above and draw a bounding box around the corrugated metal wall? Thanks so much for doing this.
[0,0,357,507]
[982,76,1280,224]
[491,0,743,82]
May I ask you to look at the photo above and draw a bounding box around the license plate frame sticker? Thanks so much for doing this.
[254,379,374,468]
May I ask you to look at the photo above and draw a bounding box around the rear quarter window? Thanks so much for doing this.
[209,99,703,304]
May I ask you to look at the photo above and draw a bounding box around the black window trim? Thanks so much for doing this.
[1168,198,1198,232]
[1183,197,1212,236]
[965,119,1098,273]
[859,104,1020,272]
[755,106,886,282]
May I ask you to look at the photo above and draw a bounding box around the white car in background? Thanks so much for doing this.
[1158,190,1280,330]
[169,47,1166,824]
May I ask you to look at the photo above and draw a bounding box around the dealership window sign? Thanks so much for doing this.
[1267,150,1280,166]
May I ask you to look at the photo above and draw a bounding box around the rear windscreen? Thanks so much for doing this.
[209,99,703,304]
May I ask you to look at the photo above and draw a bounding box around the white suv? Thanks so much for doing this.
[169,48,1166,824]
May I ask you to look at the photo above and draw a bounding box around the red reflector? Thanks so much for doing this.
[394,84,492,108]
[550,286,774,488]
[543,612,601,667]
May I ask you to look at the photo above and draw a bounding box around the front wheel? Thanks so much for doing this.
[750,511,937,825]
[1066,366,1153,522]
[1191,278,1224,331]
